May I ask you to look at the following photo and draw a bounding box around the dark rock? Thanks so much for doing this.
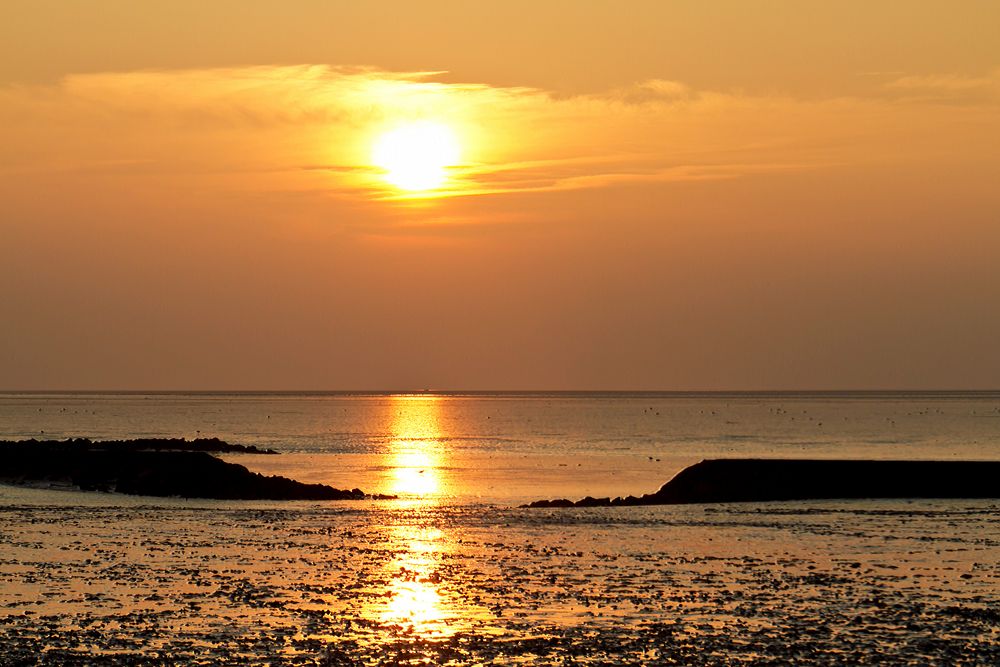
[526,458,1000,508]
[523,498,575,508]
[0,439,364,500]
[576,496,612,507]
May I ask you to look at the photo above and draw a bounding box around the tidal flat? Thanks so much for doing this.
[1,495,999,665]
[3,392,999,664]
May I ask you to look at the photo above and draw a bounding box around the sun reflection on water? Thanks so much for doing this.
[380,525,452,636]
[387,395,445,501]
[368,396,460,638]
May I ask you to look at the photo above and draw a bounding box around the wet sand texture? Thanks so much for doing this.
[0,439,363,500]
[1,503,998,665]
[528,459,1000,507]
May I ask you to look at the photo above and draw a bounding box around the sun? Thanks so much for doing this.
[372,121,460,192]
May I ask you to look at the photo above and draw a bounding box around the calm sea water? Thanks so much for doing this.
[2,391,999,505]
[2,392,1000,663]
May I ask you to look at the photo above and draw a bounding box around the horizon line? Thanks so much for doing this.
[2,389,998,396]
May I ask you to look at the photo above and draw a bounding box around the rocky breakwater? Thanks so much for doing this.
[0,438,367,500]
[527,458,1000,508]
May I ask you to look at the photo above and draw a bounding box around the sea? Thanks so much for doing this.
[1,391,999,664]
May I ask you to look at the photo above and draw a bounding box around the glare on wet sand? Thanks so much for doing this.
[1,498,999,665]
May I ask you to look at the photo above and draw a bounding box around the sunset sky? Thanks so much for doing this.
[2,1,999,390]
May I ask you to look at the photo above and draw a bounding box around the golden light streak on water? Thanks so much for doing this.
[387,395,444,501]
[379,525,453,636]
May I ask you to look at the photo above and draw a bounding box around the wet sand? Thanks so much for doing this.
[1,495,998,665]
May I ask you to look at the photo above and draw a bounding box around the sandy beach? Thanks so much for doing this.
[2,393,999,664]
[2,490,998,665]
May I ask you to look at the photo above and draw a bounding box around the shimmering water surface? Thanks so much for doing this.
[4,391,1000,505]
[1,392,999,664]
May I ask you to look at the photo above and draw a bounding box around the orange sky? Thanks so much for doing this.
[2,1,999,390]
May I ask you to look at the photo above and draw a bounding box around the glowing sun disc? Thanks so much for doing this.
[372,121,460,191]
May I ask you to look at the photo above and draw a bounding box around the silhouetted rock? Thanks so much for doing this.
[528,498,575,508]
[524,458,1000,508]
[0,439,364,500]
[576,496,612,507]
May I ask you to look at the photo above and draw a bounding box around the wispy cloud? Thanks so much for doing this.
[2,65,997,203]
[883,68,1000,105]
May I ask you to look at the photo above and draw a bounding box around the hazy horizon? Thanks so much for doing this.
[3,388,999,396]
